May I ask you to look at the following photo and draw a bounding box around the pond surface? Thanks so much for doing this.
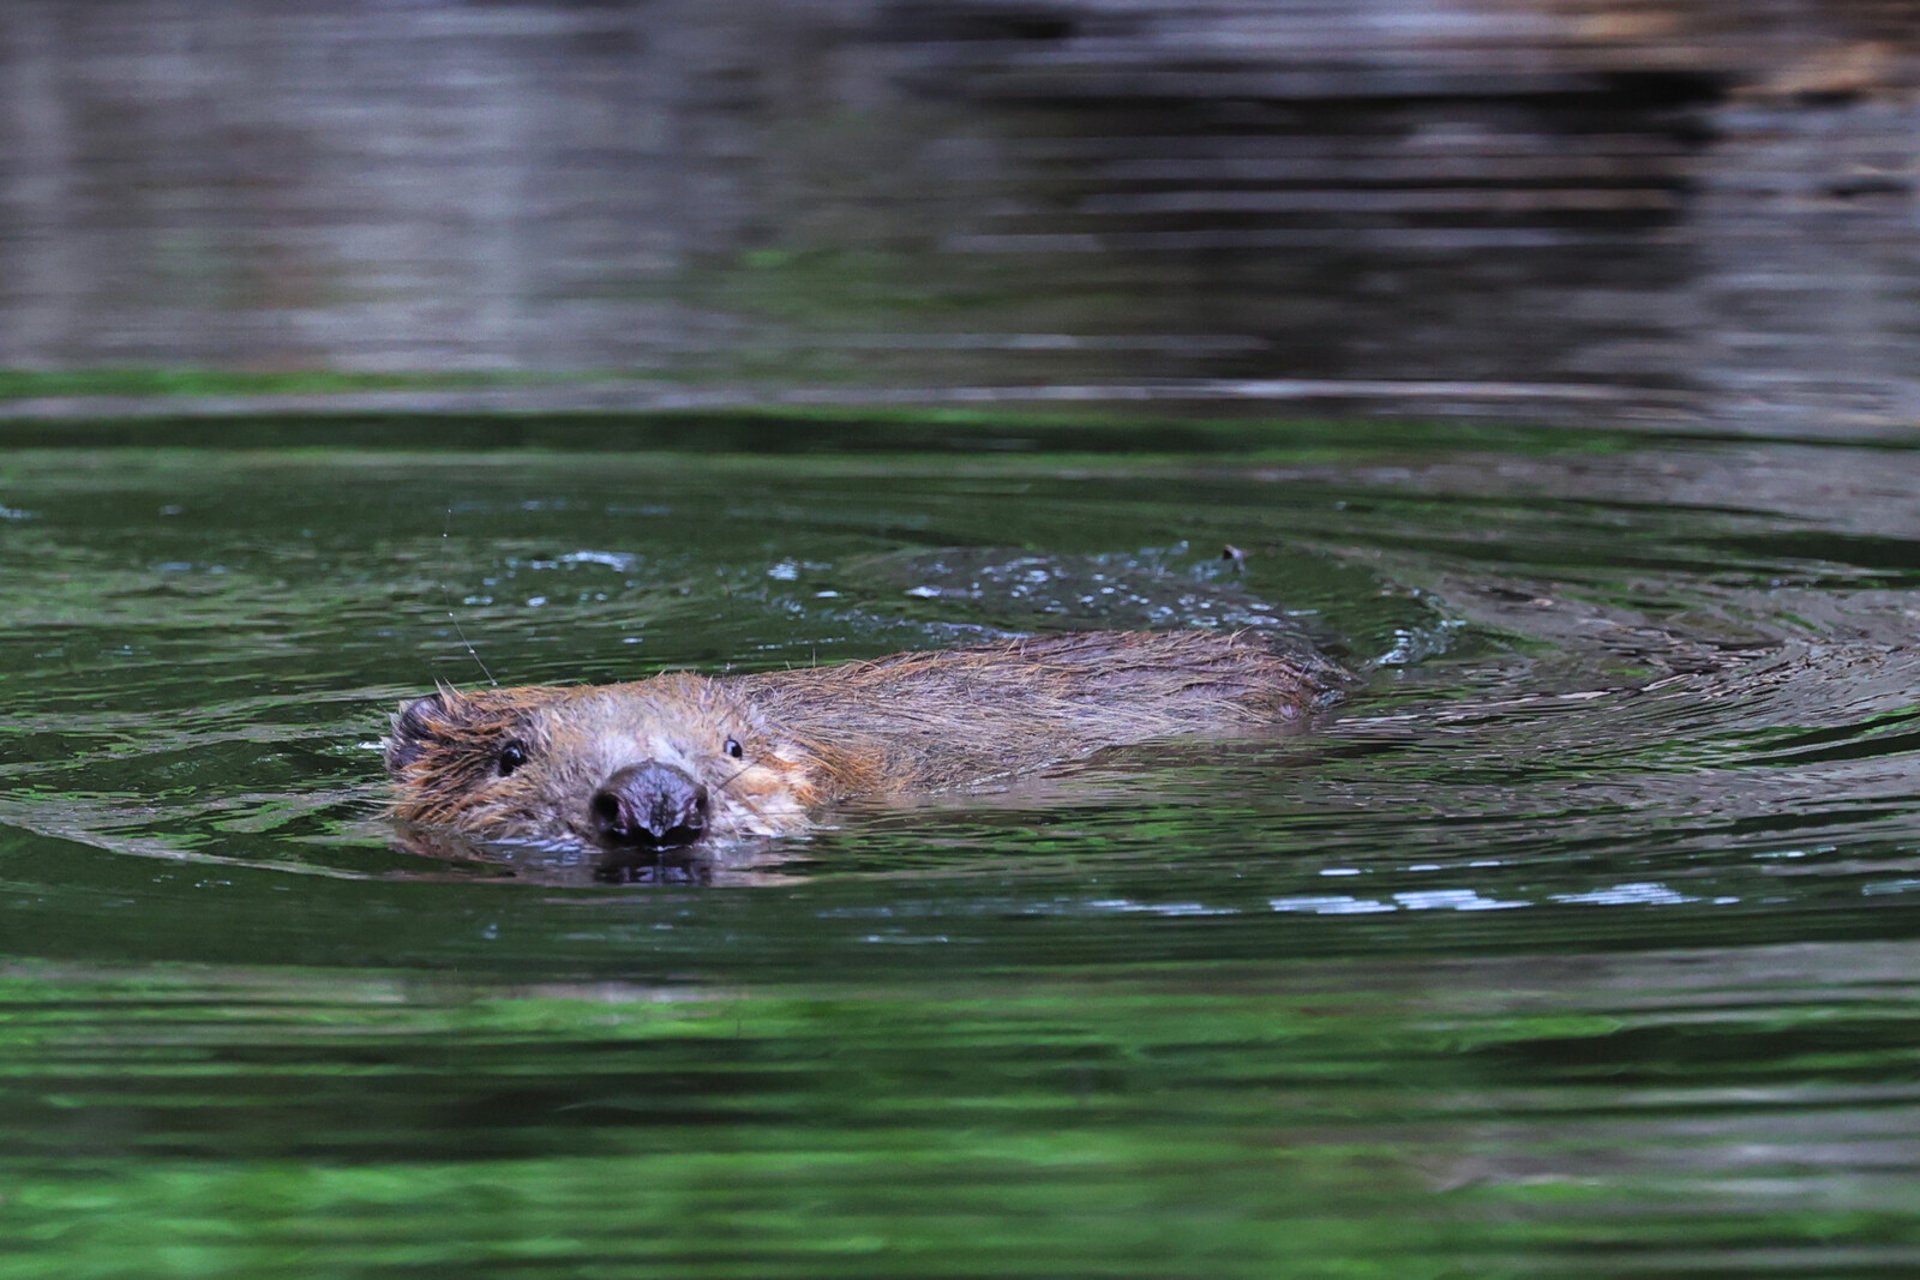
[3,417,1920,1277]
[8,0,1920,434]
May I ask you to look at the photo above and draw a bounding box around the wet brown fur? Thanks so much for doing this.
[386,630,1337,847]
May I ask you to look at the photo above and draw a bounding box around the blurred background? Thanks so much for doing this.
[9,8,1920,1277]
[5,0,1917,432]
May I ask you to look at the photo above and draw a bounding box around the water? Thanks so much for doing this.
[7,1,1920,433]
[3,418,1919,1276]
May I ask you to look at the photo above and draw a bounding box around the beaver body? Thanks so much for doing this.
[386,630,1337,852]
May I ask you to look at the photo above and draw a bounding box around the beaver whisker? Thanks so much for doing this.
[439,504,498,689]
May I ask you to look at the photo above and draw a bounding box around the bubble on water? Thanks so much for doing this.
[1269,895,1395,915]
[1392,888,1527,911]
[1552,882,1698,907]
[559,550,639,571]
[1085,898,1238,917]
[1377,618,1467,666]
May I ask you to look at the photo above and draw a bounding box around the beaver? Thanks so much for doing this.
[385,630,1339,853]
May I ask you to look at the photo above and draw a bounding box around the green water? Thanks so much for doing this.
[4,417,1920,1278]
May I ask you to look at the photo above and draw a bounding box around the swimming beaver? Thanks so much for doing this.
[385,630,1337,852]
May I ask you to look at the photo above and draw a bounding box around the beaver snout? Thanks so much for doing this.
[590,762,711,849]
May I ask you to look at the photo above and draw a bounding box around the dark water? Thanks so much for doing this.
[4,419,1920,1276]
[7,0,1920,433]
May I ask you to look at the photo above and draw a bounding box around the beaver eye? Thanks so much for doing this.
[497,740,530,777]
[724,736,743,760]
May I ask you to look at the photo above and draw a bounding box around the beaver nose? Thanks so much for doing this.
[590,762,711,848]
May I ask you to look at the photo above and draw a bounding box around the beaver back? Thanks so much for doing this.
[739,629,1337,797]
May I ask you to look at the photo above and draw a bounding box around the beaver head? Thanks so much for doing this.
[384,674,819,852]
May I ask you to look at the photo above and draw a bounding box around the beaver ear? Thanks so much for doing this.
[385,690,471,775]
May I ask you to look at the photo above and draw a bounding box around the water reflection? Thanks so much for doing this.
[4,2,1918,431]
[6,938,1920,1275]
